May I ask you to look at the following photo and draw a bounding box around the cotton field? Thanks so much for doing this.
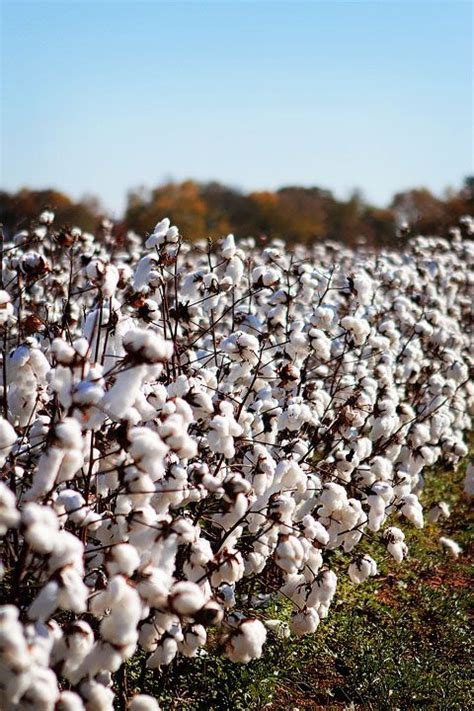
[0,213,473,710]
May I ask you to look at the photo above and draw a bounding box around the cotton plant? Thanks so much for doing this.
[0,211,472,709]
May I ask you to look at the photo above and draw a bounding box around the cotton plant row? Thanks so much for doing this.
[0,212,473,710]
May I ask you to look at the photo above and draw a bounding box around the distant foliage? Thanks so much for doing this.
[0,211,472,709]
[2,177,473,247]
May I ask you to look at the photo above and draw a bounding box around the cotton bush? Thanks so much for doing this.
[0,213,472,708]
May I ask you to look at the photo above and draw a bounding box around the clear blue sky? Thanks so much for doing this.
[1,0,472,216]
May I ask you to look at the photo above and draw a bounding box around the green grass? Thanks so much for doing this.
[125,455,473,711]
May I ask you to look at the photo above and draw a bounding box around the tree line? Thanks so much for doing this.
[1,177,473,247]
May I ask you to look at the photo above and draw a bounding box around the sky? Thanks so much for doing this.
[1,0,472,217]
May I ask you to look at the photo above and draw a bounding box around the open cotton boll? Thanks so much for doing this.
[399,493,424,529]
[0,290,14,324]
[106,543,141,576]
[177,624,207,657]
[427,501,451,523]
[80,680,115,711]
[147,635,179,668]
[128,427,168,480]
[348,554,378,584]
[384,526,408,562]
[122,329,173,364]
[168,581,207,617]
[352,273,373,305]
[220,233,237,260]
[340,316,371,346]
[128,695,162,711]
[0,417,17,467]
[0,481,20,534]
[22,503,60,554]
[57,690,86,710]
[224,618,267,663]
[145,217,173,249]
[85,259,119,298]
[289,607,320,636]
[439,536,462,558]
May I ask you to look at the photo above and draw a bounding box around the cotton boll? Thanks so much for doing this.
[399,493,424,529]
[384,526,408,562]
[427,501,451,524]
[57,691,86,710]
[0,481,20,534]
[0,417,17,467]
[289,607,320,636]
[224,618,267,663]
[263,618,290,639]
[439,536,462,558]
[274,534,305,574]
[0,290,14,324]
[340,316,371,346]
[128,695,162,711]
[146,635,179,668]
[28,581,60,621]
[168,581,207,617]
[122,329,173,364]
[177,624,207,657]
[348,554,378,584]
[80,680,115,711]
[106,543,141,576]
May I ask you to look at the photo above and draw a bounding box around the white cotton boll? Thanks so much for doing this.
[251,265,280,287]
[18,665,60,710]
[301,515,329,546]
[56,567,88,613]
[80,680,115,711]
[0,417,17,467]
[22,503,60,554]
[28,581,60,621]
[289,607,320,636]
[168,581,207,617]
[145,217,171,249]
[439,536,462,558]
[56,489,87,525]
[308,328,331,361]
[39,209,55,225]
[51,338,75,365]
[348,554,378,584]
[400,494,424,529]
[147,636,179,668]
[352,273,373,304]
[275,534,305,574]
[0,289,14,324]
[318,482,348,514]
[0,481,20,533]
[427,501,451,523]
[57,691,86,710]
[128,427,168,480]
[123,328,173,364]
[340,316,370,346]
[224,618,267,663]
[106,543,141,576]
[177,624,207,657]
[384,526,408,562]
[311,304,337,330]
[221,233,237,259]
[211,548,245,587]
[48,530,84,573]
[128,694,161,711]
[307,569,337,608]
